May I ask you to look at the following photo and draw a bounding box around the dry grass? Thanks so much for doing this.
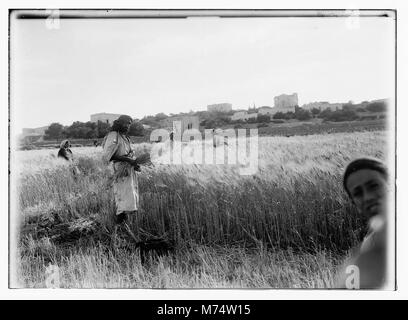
[19,242,340,288]
[11,130,387,288]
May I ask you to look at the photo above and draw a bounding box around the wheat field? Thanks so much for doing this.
[11,130,387,288]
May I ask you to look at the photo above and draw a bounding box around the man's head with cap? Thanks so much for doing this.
[343,157,388,219]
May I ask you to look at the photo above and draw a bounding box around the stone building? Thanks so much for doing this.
[274,93,299,109]
[179,115,199,133]
[231,111,258,121]
[20,125,49,143]
[22,126,48,137]
[207,103,232,113]
[258,106,274,115]
[160,115,200,137]
[301,101,343,111]
[90,113,122,125]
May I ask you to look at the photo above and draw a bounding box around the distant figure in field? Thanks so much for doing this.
[336,158,389,289]
[58,140,73,161]
[212,128,228,148]
[58,139,80,176]
[102,115,150,224]
[212,129,217,147]
[93,140,99,147]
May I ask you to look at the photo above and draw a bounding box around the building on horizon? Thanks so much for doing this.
[159,115,200,139]
[361,98,389,107]
[207,103,232,113]
[274,93,298,109]
[90,113,123,125]
[231,111,258,121]
[22,126,48,137]
[267,105,297,116]
[20,125,49,143]
[301,101,344,111]
[231,104,297,121]
[301,98,389,111]
[258,106,274,115]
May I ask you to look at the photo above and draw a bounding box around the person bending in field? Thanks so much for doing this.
[58,140,73,161]
[102,115,150,224]
[336,158,389,289]
[58,140,81,176]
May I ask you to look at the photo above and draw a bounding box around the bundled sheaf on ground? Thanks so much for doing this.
[13,131,387,288]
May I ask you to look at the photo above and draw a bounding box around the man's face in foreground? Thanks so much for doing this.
[346,169,388,219]
[123,119,132,133]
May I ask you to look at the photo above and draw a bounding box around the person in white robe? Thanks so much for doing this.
[102,115,140,224]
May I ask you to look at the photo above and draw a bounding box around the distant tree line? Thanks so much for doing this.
[204,100,387,127]
[200,114,232,128]
[136,100,387,130]
[43,100,387,140]
[44,120,145,141]
[272,106,358,122]
[271,100,387,123]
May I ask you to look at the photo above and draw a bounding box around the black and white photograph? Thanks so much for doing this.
[8,9,396,290]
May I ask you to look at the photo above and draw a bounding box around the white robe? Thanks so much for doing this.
[103,131,139,215]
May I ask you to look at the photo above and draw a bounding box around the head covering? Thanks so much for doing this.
[117,115,133,123]
[60,139,69,149]
[343,157,388,197]
[111,115,133,132]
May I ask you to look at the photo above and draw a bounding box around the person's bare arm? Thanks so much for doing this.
[111,154,140,170]
[111,154,133,164]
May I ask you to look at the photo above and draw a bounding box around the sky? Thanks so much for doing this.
[10,14,395,133]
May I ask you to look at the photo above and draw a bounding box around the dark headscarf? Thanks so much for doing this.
[58,140,73,161]
[343,157,388,197]
[111,115,133,133]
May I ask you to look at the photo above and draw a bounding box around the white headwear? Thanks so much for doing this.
[60,140,69,149]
